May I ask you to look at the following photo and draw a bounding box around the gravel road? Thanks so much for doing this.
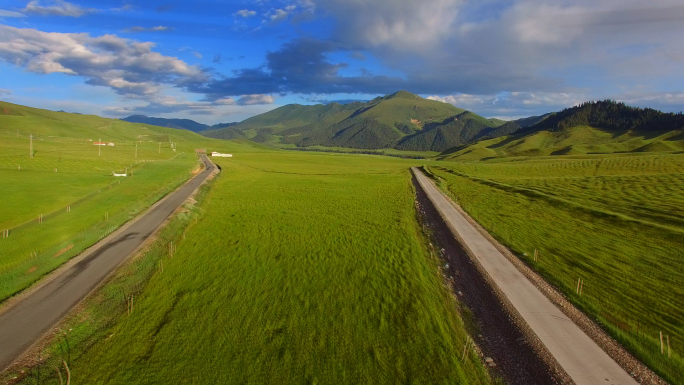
[412,167,637,385]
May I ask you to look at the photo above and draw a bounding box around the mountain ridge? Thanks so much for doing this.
[121,115,237,133]
[203,91,509,151]
[439,100,684,160]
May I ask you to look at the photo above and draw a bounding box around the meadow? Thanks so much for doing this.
[429,153,684,384]
[0,102,231,303]
[10,150,492,385]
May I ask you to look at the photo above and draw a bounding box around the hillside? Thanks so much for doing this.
[0,102,213,145]
[440,101,684,161]
[121,115,237,133]
[204,91,511,151]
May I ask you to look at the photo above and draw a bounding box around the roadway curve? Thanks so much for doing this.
[412,167,637,385]
[0,155,216,370]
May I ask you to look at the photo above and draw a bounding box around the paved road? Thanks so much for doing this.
[412,168,637,385]
[0,155,215,370]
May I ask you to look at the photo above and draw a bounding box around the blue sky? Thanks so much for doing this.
[1,0,683,124]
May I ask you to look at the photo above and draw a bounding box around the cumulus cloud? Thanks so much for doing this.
[237,94,274,105]
[233,9,256,18]
[278,0,684,101]
[23,0,93,17]
[124,26,174,33]
[0,25,204,99]
[317,0,462,51]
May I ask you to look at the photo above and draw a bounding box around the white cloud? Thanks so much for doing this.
[0,25,204,99]
[318,0,462,51]
[233,9,256,18]
[266,9,290,22]
[616,91,684,111]
[102,94,272,117]
[0,89,11,95]
[511,4,588,45]
[192,51,202,59]
[124,26,174,33]
[214,98,236,105]
[0,10,25,18]
[237,94,274,105]
[428,92,587,117]
[23,0,93,17]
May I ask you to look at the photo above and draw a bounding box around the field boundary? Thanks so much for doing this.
[420,166,666,385]
[0,156,209,318]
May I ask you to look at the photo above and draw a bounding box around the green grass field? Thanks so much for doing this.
[9,150,492,385]
[429,153,684,384]
[0,101,233,303]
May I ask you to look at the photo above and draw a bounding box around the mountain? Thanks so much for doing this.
[121,115,238,133]
[513,113,553,128]
[439,100,684,161]
[204,91,511,151]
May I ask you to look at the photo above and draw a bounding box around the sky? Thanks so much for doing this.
[0,0,683,124]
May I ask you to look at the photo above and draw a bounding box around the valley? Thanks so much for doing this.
[1,98,682,385]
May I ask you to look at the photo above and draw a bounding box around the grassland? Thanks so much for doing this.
[10,150,492,385]
[429,153,684,384]
[0,101,234,303]
[439,125,684,161]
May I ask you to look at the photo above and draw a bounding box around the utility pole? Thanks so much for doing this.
[98,138,101,156]
[135,142,138,158]
[30,134,33,158]
[158,142,161,154]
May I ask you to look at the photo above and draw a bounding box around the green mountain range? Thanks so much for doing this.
[203,91,511,152]
[121,115,237,133]
[440,100,684,160]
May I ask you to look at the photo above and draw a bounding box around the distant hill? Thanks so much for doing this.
[204,91,513,151]
[121,115,237,133]
[0,101,213,145]
[513,113,553,128]
[439,101,684,161]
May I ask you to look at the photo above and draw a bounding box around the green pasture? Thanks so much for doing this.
[0,101,238,304]
[12,151,491,384]
[439,125,684,161]
[429,153,684,384]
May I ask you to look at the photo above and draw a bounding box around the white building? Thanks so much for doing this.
[211,151,233,157]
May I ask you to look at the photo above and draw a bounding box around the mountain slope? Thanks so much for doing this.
[439,101,684,161]
[121,115,238,133]
[513,113,553,128]
[0,101,210,143]
[206,91,511,151]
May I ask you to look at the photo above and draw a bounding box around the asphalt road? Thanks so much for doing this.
[412,167,637,385]
[0,155,215,370]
